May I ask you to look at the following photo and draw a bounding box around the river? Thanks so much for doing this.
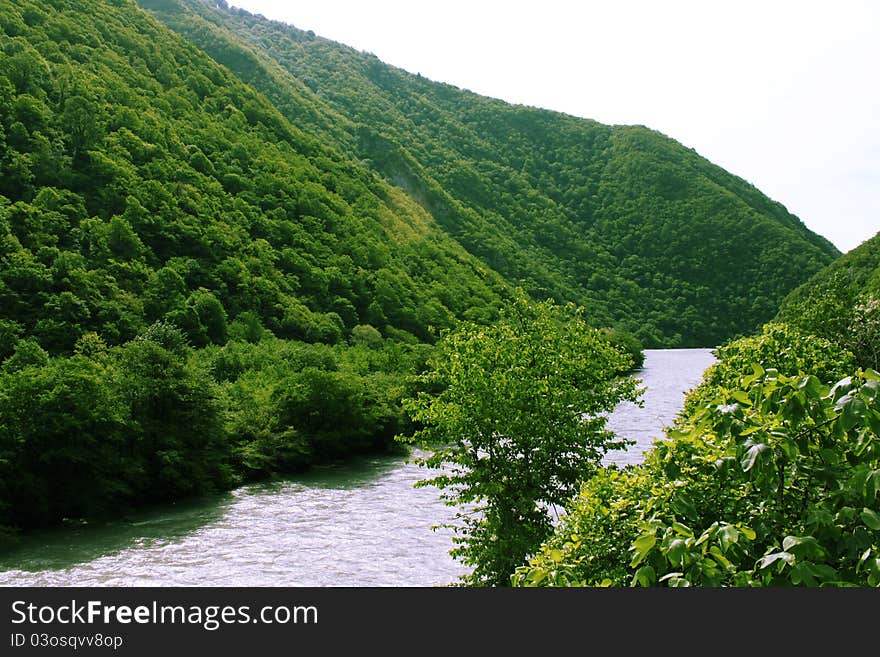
[0,348,715,587]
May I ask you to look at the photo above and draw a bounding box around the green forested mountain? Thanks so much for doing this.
[139,0,840,347]
[777,230,880,369]
[0,0,840,352]
[0,0,510,537]
[0,0,511,357]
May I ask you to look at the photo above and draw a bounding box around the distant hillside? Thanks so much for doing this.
[0,0,510,356]
[140,0,840,347]
[777,230,880,368]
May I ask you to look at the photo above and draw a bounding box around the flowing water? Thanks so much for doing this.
[0,348,714,587]
[605,348,717,467]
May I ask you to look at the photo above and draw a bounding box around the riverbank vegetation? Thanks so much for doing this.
[507,236,880,587]
[0,321,431,545]
[399,295,640,585]
[512,322,880,587]
[0,310,641,548]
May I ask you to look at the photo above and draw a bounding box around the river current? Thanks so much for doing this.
[0,348,715,586]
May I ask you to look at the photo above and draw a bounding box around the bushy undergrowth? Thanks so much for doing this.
[514,324,880,587]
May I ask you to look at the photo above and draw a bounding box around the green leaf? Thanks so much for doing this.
[819,448,840,464]
[782,535,819,558]
[790,562,815,586]
[798,375,823,397]
[527,569,547,585]
[837,397,868,433]
[667,576,691,587]
[741,443,768,472]
[740,526,756,541]
[718,524,739,551]
[671,521,692,536]
[730,390,752,406]
[666,538,688,566]
[806,563,837,581]
[709,545,732,569]
[830,377,854,402]
[631,565,656,587]
[741,363,764,388]
[860,508,880,531]
[759,551,794,570]
[632,534,656,552]
[630,534,656,567]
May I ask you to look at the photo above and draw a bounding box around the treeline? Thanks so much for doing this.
[0,322,425,545]
[0,0,647,546]
[0,310,642,546]
[144,0,840,347]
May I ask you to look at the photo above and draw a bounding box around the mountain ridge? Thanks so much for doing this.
[141,0,840,347]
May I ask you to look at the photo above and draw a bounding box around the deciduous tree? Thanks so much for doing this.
[400,294,640,585]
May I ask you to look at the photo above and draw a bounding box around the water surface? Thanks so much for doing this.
[605,348,716,466]
[0,348,714,586]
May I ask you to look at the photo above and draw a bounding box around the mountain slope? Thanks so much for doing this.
[776,230,880,368]
[141,0,840,347]
[0,0,511,356]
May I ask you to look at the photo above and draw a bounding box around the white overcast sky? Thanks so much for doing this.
[228,0,878,253]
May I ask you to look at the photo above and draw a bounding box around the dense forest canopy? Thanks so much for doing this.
[140,0,840,347]
[0,0,507,541]
[0,0,513,357]
[0,0,839,353]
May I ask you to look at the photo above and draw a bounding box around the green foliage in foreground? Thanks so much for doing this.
[681,323,855,417]
[399,294,640,585]
[513,325,880,587]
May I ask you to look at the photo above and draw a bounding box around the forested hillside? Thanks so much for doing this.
[0,0,512,539]
[0,0,511,358]
[777,230,880,369]
[141,0,840,347]
[0,0,849,542]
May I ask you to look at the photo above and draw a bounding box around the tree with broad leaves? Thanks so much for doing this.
[399,292,641,585]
